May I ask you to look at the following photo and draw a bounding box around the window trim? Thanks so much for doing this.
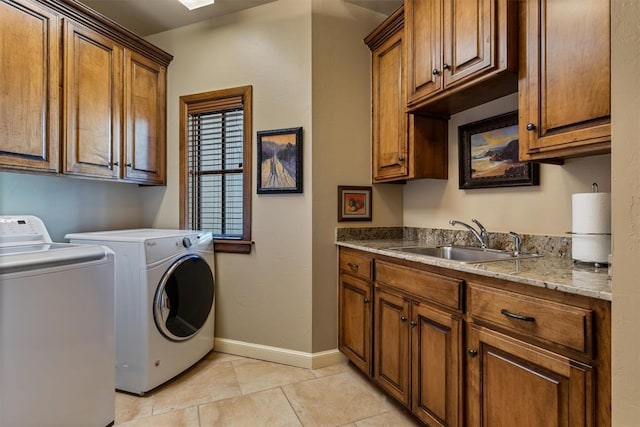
[179,85,252,254]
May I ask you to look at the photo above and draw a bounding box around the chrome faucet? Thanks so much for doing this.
[509,231,521,256]
[449,218,489,248]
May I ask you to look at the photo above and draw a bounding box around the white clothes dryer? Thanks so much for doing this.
[66,229,215,395]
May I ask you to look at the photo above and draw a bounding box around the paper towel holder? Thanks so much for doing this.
[569,182,611,268]
[567,181,610,236]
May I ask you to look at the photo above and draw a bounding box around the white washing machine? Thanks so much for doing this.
[66,229,215,395]
[0,216,115,427]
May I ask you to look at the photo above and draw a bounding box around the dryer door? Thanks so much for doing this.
[153,254,214,341]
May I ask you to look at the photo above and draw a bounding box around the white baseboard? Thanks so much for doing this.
[214,338,346,369]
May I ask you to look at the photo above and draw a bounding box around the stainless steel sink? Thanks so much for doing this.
[388,246,542,264]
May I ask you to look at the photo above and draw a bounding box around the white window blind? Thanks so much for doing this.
[187,107,244,238]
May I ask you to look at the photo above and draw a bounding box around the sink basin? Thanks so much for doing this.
[388,246,542,264]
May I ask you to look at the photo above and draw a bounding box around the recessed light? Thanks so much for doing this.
[177,0,215,10]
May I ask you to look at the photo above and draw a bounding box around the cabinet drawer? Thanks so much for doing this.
[375,260,462,310]
[339,248,373,281]
[467,284,593,354]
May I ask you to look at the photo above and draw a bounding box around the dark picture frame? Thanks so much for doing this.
[257,127,303,194]
[458,111,539,189]
[337,186,372,222]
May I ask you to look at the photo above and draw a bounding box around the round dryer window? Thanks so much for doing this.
[153,254,214,341]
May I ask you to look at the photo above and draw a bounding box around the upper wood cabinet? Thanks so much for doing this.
[64,20,122,180]
[0,0,60,173]
[518,0,611,161]
[123,51,167,184]
[405,0,518,115]
[366,6,448,183]
[0,0,172,184]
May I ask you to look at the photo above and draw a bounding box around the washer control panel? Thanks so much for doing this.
[144,232,213,265]
[0,216,52,246]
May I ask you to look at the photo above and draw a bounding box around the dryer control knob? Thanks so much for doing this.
[182,237,192,248]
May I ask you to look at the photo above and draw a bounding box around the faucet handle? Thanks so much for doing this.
[509,231,521,256]
[472,218,487,234]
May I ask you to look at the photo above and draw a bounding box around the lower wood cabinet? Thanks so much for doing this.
[412,302,462,426]
[374,286,411,405]
[338,248,374,376]
[337,248,611,427]
[338,274,372,376]
[374,260,463,425]
[466,324,593,426]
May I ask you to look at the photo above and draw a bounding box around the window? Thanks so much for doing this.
[179,86,252,254]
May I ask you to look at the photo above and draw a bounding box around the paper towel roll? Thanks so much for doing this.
[572,234,611,264]
[572,192,611,234]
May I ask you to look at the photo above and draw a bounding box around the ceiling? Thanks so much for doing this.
[77,0,402,37]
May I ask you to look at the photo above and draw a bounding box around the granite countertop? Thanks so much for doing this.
[337,239,612,301]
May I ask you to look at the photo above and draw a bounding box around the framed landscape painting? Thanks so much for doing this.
[257,127,303,194]
[458,111,539,189]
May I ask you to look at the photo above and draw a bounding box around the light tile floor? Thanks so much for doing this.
[115,352,422,426]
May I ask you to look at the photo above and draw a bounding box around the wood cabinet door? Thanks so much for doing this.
[0,0,60,173]
[519,0,610,160]
[411,302,462,426]
[442,0,493,88]
[338,274,372,376]
[405,0,443,105]
[374,286,411,407]
[63,21,122,179]
[372,25,409,182]
[466,324,594,427]
[124,50,166,184]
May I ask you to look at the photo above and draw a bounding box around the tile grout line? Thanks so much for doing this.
[279,385,305,427]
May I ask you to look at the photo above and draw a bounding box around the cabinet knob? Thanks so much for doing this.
[410,321,417,327]
[398,156,405,162]
[400,316,408,322]
[468,349,478,358]
[126,163,132,167]
[442,63,450,70]
[526,123,536,131]
[363,298,370,304]
[432,68,440,76]
[113,161,119,167]
[347,262,359,271]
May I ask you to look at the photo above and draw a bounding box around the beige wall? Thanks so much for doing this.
[144,0,315,352]
[143,0,398,354]
[611,0,640,423]
[0,172,144,241]
[310,1,402,352]
[404,93,611,236]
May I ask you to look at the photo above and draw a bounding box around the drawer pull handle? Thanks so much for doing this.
[500,308,536,323]
[347,262,359,271]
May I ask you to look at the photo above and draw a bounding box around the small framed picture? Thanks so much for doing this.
[257,127,303,194]
[337,186,372,222]
[458,111,539,189]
